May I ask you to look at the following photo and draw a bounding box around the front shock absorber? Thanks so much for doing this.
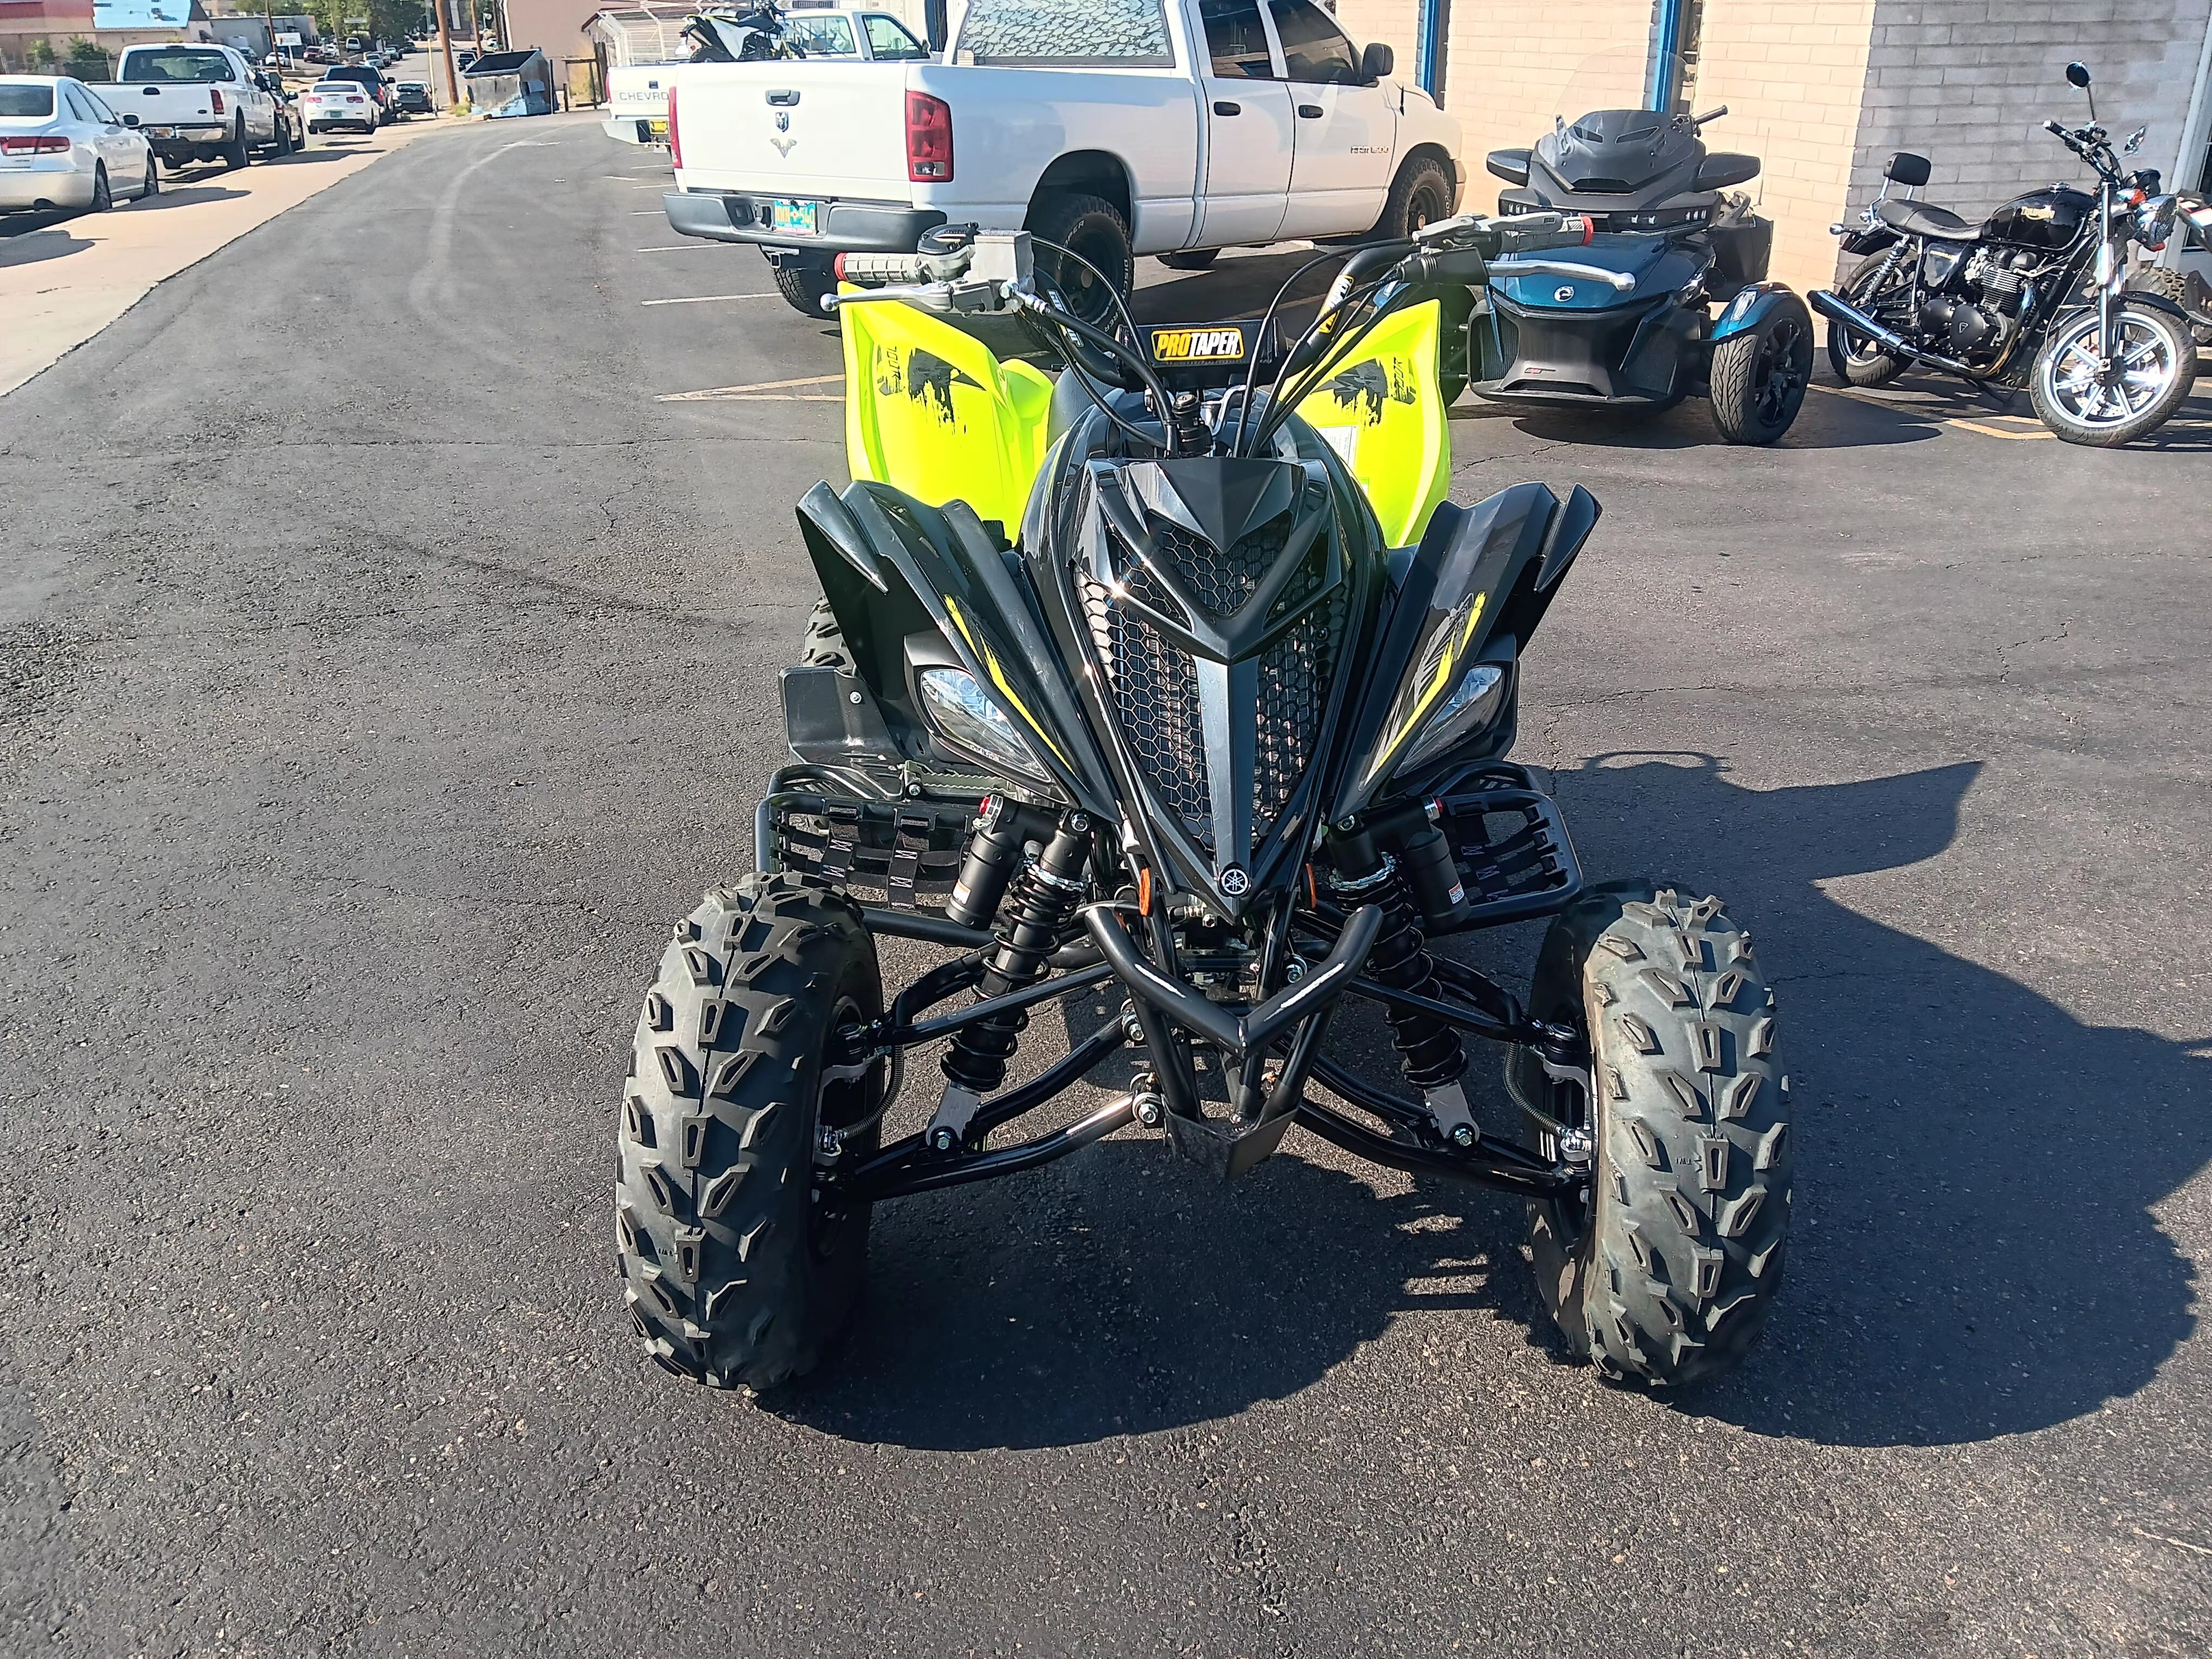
[928,808,1094,1149]
[1329,820,1479,1147]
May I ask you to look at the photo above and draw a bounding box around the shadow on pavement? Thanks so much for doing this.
[126,184,248,210]
[1547,755,2208,1447]
[0,228,93,266]
[777,755,2204,1452]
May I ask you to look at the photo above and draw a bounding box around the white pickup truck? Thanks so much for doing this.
[604,7,931,147]
[661,0,1462,316]
[92,42,285,170]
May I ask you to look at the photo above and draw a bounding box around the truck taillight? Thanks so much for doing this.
[209,89,224,114]
[667,83,681,169]
[906,91,951,183]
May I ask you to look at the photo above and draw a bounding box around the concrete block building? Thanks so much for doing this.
[1330,0,2212,299]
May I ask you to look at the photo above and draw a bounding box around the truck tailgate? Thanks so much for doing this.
[95,83,222,126]
[674,62,912,201]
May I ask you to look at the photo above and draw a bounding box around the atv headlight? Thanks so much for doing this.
[1398,663,1507,776]
[916,667,1049,782]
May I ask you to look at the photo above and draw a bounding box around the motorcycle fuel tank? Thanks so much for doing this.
[1983,185,2093,251]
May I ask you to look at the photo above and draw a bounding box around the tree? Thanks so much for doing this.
[28,37,59,68]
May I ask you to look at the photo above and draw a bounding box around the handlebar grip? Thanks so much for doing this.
[1500,214,1596,254]
[834,250,933,285]
[1401,247,1490,285]
[2044,119,2067,136]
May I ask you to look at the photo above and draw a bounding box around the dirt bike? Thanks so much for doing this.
[615,213,1795,1396]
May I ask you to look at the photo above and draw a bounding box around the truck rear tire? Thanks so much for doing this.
[1028,191,1133,329]
[223,119,249,170]
[772,258,837,318]
[1374,154,1454,244]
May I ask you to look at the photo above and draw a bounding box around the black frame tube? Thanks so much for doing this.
[891,960,1117,1045]
[1293,1098,1576,1198]
[850,1094,1137,1201]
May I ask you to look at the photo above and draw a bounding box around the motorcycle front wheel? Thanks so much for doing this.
[2029,300,2197,446]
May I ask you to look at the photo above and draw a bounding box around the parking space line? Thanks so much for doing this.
[641,293,777,305]
[659,373,844,402]
[636,244,720,253]
[1809,382,2055,440]
[1948,417,2055,440]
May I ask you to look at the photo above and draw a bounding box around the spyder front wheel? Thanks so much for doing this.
[1509,882,1792,1386]
[1709,296,1812,444]
[616,873,885,1391]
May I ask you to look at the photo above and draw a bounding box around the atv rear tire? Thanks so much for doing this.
[772,258,837,318]
[616,873,884,1391]
[1510,882,1791,1386]
[800,597,853,670]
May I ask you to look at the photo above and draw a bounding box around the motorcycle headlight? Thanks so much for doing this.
[2138,193,2178,250]
[1397,662,1507,776]
[916,667,1049,783]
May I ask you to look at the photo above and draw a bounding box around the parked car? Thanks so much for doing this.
[304,46,336,65]
[660,0,1462,317]
[0,74,157,212]
[300,79,380,135]
[317,63,394,125]
[391,80,434,115]
[603,7,927,149]
[89,42,285,169]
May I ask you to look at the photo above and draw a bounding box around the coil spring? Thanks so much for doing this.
[1357,863,1467,1092]
[940,838,1088,1096]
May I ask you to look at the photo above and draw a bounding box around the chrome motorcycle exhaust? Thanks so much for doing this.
[1809,287,1986,380]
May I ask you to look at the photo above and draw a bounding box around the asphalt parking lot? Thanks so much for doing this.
[2,112,2208,1656]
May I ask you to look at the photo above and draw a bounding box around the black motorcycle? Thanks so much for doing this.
[615,216,1794,1398]
[1812,61,2196,447]
[681,4,802,61]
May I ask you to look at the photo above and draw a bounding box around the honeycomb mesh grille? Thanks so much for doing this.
[1083,504,1343,855]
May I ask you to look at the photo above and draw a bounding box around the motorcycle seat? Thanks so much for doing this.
[1876,197,1977,242]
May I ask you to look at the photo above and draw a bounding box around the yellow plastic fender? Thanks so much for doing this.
[1294,299,1451,548]
[838,292,1057,533]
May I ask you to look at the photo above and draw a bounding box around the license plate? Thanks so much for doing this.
[766,198,818,235]
[646,118,667,139]
[148,126,172,138]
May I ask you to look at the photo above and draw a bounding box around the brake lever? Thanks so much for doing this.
[1487,258,1638,292]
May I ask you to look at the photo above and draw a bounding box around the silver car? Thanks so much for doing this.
[0,74,157,213]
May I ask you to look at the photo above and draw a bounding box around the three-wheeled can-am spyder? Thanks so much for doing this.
[614,217,1795,1396]
[1479,100,1814,443]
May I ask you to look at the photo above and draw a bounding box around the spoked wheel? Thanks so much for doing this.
[1710,296,1814,445]
[1825,254,1911,386]
[616,873,887,1392]
[1508,882,1792,1387]
[2030,300,2197,446]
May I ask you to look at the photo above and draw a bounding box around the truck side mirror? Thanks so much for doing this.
[122,112,140,126]
[1485,148,1531,185]
[1360,42,1392,83]
[1695,152,1760,190]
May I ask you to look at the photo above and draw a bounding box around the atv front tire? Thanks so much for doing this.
[1512,882,1791,1386]
[617,873,883,1391]
[800,597,853,670]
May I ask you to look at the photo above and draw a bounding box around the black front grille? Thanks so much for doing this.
[1081,573,1211,844]
[1083,508,1344,856]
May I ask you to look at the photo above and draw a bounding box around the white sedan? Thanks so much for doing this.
[0,74,157,213]
[300,80,380,136]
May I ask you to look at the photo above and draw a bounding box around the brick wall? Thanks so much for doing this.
[1437,0,1657,206]
[1689,1,1881,298]
[1329,0,1419,89]
[1847,0,2212,235]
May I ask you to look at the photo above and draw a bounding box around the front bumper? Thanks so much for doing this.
[663,189,944,257]
[0,165,95,211]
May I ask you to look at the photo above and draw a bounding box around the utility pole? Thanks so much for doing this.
[434,0,458,107]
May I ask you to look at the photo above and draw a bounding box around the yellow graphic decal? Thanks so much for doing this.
[1366,591,1486,786]
[1295,299,1451,548]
